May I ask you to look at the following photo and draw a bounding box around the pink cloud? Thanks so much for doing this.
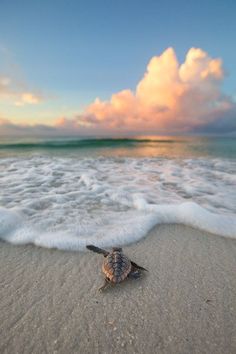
[0,75,43,106]
[0,47,235,136]
[56,47,235,135]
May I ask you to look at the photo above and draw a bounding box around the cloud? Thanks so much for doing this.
[14,92,42,106]
[0,47,235,136]
[57,47,235,135]
[0,47,43,106]
[0,117,57,136]
[0,75,43,106]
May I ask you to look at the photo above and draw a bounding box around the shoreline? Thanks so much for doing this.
[0,224,236,354]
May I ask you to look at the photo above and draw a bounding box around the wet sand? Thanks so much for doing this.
[0,224,236,354]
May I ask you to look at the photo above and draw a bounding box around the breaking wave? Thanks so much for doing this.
[0,156,235,250]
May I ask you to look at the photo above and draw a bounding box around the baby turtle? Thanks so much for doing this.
[86,245,147,291]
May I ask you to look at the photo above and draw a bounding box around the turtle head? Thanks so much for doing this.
[112,247,122,252]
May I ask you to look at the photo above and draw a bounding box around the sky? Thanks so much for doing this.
[0,0,236,136]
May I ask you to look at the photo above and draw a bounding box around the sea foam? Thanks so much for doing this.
[0,156,235,250]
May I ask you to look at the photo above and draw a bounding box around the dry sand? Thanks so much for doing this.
[0,224,236,354]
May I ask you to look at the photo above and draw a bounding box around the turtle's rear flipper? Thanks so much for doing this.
[131,261,148,272]
[128,269,141,279]
[86,245,109,257]
[98,278,111,291]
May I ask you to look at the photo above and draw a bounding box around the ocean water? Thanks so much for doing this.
[0,136,235,250]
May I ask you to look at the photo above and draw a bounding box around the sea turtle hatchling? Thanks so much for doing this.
[86,245,148,291]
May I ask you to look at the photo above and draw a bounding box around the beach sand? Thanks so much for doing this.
[0,224,236,354]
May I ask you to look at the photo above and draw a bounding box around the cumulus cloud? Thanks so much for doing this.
[56,47,235,135]
[0,75,42,106]
[0,47,235,136]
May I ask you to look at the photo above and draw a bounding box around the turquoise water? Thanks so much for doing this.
[0,136,235,158]
[0,135,235,250]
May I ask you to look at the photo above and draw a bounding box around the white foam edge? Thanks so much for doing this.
[0,201,235,252]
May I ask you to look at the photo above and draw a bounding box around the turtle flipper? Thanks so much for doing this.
[86,245,109,257]
[131,261,148,272]
[98,278,111,291]
[128,269,141,279]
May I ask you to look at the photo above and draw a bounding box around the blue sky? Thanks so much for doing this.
[0,0,235,134]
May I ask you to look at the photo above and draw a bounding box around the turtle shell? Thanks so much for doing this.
[102,250,131,283]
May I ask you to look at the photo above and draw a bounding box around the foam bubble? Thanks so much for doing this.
[0,207,22,238]
[0,156,235,250]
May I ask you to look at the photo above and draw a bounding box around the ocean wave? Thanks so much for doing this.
[0,156,235,250]
[0,202,235,251]
[0,138,180,150]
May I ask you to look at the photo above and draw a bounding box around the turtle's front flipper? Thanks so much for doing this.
[86,245,109,257]
[131,261,148,272]
[98,278,110,291]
